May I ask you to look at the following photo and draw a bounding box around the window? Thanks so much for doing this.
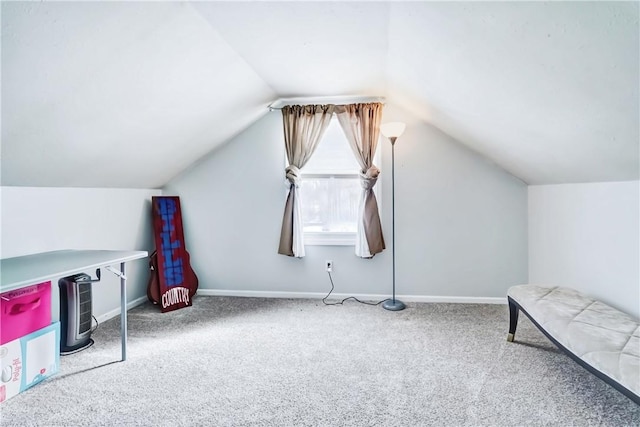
[298,119,380,245]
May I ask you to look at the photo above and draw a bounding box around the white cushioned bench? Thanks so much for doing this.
[507,284,639,404]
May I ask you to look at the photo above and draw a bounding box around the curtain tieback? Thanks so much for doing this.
[285,165,302,187]
[359,166,380,191]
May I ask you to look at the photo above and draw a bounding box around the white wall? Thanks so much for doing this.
[1,187,160,321]
[165,104,528,302]
[529,181,640,318]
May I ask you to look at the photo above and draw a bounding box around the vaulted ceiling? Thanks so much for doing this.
[2,1,638,188]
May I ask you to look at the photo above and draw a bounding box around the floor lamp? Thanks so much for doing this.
[380,122,406,311]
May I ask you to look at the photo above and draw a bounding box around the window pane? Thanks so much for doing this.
[301,177,360,233]
[304,120,360,173]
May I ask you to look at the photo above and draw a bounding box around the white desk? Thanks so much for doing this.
[0,249,148,361]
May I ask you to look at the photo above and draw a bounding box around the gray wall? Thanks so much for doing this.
[165,104,528,301]
[1,187,160,322]
[529,182,640,318]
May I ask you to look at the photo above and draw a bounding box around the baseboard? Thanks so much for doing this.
[404,295,507,304]
[196,289,507,305]
[95,295,149,324]
[93,291,505,322]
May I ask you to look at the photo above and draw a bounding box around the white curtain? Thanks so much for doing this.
[278,105,334,257]
[335,103,385,258]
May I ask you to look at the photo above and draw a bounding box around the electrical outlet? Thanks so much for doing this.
[325,260,333,272]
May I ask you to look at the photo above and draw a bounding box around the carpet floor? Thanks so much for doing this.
[1,296,639,426]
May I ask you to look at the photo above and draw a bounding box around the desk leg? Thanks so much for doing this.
[120,262,127,361]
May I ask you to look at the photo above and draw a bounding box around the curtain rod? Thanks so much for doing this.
[268,96,385,111]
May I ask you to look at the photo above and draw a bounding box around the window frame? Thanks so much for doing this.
[300,171,362,246]
[297,144,382,247]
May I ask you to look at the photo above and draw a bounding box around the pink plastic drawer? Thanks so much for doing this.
[0,281,51,345]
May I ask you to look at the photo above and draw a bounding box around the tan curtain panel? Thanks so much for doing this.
[335,102,385,257]
[278,104,334,257]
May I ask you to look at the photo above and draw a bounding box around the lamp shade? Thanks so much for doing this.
[380,122,406,139]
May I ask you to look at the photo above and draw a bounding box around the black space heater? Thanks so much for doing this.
[58,272,98,354]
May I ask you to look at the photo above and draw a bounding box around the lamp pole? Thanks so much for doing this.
[382,135,406,311]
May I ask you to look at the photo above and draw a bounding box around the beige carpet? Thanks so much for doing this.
[1,296,639,426]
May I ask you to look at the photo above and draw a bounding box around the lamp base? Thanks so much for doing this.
[382,299,406,311]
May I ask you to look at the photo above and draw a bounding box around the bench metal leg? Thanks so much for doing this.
[507,298,519,342]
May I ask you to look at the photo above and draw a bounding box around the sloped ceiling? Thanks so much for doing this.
[2,1,638,188]
[1,1,275,188]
